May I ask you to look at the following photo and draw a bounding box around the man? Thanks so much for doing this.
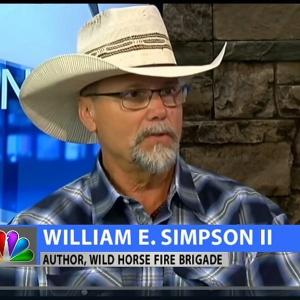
[5,4,300,287]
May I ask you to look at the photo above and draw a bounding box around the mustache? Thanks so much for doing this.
[134,123,179,146]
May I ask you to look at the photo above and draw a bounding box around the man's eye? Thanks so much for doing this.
[122,90,145,99]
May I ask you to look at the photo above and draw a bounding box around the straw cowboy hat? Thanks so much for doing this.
[19,4,227,144]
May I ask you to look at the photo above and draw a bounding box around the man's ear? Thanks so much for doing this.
[78,97,97,132]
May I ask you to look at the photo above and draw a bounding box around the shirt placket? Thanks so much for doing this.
[124,200,164,287]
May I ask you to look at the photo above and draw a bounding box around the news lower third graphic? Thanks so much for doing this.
[0,225,300,268]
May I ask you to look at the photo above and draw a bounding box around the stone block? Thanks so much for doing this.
[291,167,300,191]
[294,129,300,166]
[214,4,300,40]
[181,120,296,144]
[172,42,212,65]
[183,73,213,120]
[214,41,300,62]
[276,86,300,118]
[214,63,275,119]
[180,143,292,196]
[163,4,212,41]
[277,63,300,84]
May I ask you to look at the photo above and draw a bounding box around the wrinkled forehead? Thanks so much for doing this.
[80,74,181,94]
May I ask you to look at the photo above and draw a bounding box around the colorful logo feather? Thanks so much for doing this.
[0,230,34,262]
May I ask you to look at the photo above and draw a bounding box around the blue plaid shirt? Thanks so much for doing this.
[2,153,300,287]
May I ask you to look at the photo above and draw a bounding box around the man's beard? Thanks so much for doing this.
[130,123,179,174]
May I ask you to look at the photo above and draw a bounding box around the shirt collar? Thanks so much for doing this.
[89,151,206,224]
[175,155,206,216]
[90,152,121,224]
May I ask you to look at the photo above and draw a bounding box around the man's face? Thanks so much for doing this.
[80,74,184,174]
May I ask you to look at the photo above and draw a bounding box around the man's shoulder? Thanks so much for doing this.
[186,161,251,194]
[10,173,93,225]
[184,162,287,224]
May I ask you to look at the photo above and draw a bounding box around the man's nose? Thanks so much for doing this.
[146,91,167,120]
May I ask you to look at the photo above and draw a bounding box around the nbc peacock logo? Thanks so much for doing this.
[0,230,34,263]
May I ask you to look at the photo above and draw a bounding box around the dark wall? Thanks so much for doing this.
[163,4,300,223]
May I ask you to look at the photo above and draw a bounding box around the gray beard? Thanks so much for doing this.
[130,123,179,174]
[131,142,178,174]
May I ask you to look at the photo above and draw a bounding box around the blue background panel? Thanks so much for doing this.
[0,57,101,224]
[0,4,148,223]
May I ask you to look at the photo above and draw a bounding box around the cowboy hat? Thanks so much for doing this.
[19,4,227,144]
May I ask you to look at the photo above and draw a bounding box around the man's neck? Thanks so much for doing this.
[101,151,175,215]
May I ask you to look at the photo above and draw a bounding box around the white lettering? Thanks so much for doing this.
[82,229,92,245]
[181,230,196,245]
[139,229,149,245]
[240,229,253,245]
[267,229,272,245]
[64,229,68,245]
[99,229,113,245]
[116,229,131,245]
[223,229,238,246]
[161,229,172,245]
[211,229,223,245]
[198,229,210,245]
[1,68,31,110]
[70,229,80,245]
[43,229,61,246]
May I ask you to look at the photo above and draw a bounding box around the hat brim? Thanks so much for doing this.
[19,43,227,144]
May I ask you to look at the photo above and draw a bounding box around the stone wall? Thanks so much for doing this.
[163,4,300,223]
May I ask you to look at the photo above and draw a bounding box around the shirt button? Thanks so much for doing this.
[123,198,130,204]
[137,214,151,224]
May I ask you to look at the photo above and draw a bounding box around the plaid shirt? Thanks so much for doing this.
[2,153,300,287]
